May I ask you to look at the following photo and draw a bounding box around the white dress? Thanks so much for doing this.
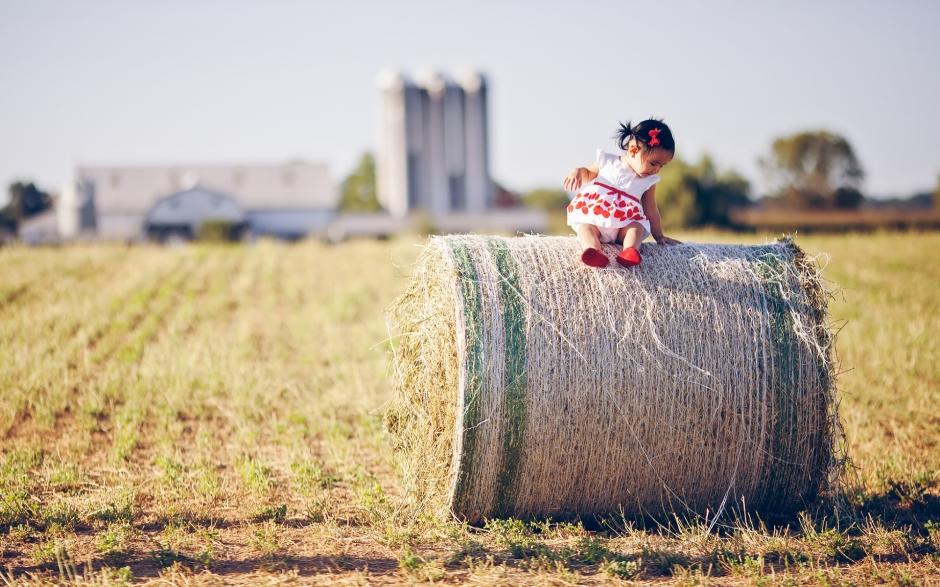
[567,149,661,243]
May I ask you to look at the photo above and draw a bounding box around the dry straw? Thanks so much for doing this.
[386,235,841,524]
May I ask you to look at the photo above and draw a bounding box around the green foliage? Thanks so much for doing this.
[1,449,42,528]
[0,489,32,528]
[48,463,83,492]
[150,547,190,568]
[642,547,691,575]
[759,129,865,209]
[252,503,287,523]
[92,491,136,524]
[237,456,272,495]
[485,518,556,560]
[398,546,425,571]
[30,539,67,565]
[484,517,532,546]
[97,521,135,563]
[290,459,338,493]
[249,521,281,557]
[195,220,246,242]
[398,547,445,581]
[340,152,381,212]
[354,477,393,526]
[655,155,751,228]
[568,536,614,564]
[601,558,641,580]
[523,188,568,211]
[41,500,79,530]
[0,206,16,232]
[2,181,53,230]
[448,537,488,565]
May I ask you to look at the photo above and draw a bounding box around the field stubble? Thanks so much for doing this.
[0,231,937,585]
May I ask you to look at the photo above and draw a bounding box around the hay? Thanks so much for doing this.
[386,235,841,524]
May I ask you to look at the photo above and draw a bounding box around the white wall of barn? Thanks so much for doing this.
[146,189,245,228]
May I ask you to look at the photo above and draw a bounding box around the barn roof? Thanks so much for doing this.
[75,161,337,214]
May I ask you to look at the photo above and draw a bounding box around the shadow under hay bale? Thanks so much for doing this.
[386,234,841,524]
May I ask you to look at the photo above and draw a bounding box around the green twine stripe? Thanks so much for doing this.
[449,240,486,514]
[447,237,529,520]
[754,244,801,508]
[485,237,528,517]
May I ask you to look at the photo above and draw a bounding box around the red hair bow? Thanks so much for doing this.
[648,128,661,147]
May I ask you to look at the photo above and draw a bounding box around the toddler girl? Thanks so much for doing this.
[564,119,682,268]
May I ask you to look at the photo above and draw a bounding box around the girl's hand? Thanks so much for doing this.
[563,168,585,192]
[655,235,683,245]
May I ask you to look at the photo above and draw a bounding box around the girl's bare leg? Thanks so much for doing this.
[575,223,602,251]
[616,223,644,249]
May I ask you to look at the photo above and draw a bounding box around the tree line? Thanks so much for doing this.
[337,129,936,228]
[523,129,937,229]
[6,129,935,236]
[0,181,52,233]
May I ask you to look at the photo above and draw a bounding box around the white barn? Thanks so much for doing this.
[58,161,337,241]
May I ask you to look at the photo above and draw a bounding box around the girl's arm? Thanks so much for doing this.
[641,184,682,245]
[563,163,599,192]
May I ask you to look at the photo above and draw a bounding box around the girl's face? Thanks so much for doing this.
[622,139,673,178]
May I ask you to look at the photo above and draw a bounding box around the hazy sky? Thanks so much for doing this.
[2,0,938,203]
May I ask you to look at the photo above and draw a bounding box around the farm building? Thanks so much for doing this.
[374,69,546,235]
[376,69,492,218]
[57,161,337,242]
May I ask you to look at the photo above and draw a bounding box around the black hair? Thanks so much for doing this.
[615,118,676,154]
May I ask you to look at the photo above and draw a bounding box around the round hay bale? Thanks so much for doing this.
[386,234,840,523]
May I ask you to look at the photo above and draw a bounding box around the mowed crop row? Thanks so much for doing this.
[0,232,937,585]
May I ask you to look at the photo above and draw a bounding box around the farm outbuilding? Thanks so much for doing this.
[58,161,338,242]
[144,187,246,242]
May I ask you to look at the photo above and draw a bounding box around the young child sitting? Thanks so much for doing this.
[564,118,682,268]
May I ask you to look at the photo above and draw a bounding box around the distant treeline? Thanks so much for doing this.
[523,129,938,231]
[0,181,52,233]
[728,207,940,232]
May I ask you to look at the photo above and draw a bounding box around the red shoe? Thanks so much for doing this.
[580,247,609,268]
[616,246,642,268]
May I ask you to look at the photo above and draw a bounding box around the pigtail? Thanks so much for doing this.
[614,118,676,154]
[615,121,633,151]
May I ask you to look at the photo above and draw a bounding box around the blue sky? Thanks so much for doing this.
[1,0,938,202]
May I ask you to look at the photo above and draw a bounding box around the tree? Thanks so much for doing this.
[655,155,751,228]
[339,152,381,213]
[1,181,53,231]
[523,188,568,211]
[0,206,15,232]
[759,130,864,209]
[653,158,699,228]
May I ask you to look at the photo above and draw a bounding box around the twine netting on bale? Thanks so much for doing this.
[386,235,841,524]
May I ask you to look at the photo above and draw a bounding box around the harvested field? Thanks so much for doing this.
[1,231,938,585]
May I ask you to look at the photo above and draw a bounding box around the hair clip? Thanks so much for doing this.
[648,128,661,147]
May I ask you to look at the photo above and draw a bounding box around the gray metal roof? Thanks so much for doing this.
[76,161,337,214]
